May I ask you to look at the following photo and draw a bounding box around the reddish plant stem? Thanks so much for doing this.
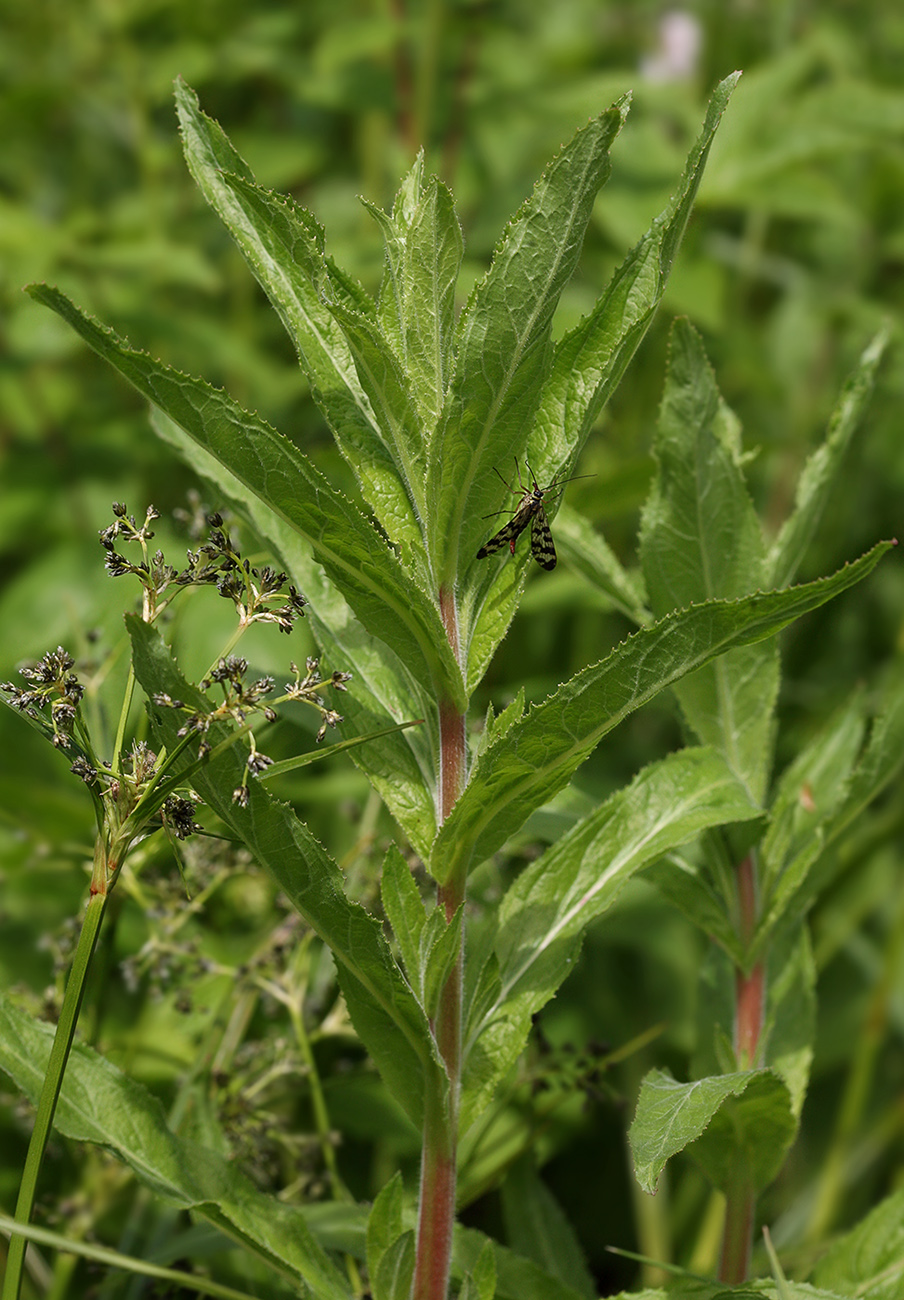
[412,584,466,1300]
[412,1079,458,1300]
[438,697,465,834]
[719,1167,756,1284]
[735,958,765,1070]
[734,854,764,1069]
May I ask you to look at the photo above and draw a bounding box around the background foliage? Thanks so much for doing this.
[2,1,904,1295]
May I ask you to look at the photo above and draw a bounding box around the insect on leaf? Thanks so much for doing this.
[476,459,585,571]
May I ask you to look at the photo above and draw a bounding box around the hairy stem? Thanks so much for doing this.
[734,854,764,1070]
[413,585,466,1300]
[719,1165,756,1284]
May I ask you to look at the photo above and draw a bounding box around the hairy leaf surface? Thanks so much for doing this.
[427,105,627,586]
[433,541,891,883]
[460,747,760,1131]
[640,317,777,803]
[30,283,465,713]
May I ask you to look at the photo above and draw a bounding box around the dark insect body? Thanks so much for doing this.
[476,459,586,571]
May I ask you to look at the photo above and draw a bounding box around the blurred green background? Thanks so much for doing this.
[2,1,904,1293]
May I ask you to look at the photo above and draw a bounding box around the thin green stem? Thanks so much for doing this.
[111,662,137,778]
[2,860,109,1300]
[286,936,349,1202]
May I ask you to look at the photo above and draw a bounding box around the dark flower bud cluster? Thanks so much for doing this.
[100,505,166,574]
[102,742,200,846]
[1,646,85,750]
[161,794,201,840]
[154,656,277,756]
[154,650,351,800]
[1,645,204,860]
[70,755,98,785]
[153,656,275,805]
[2,503,353,871]
[285,656,353,743]
[175,514,307,634]
[99,502,307,634]
[154,651,353,807]
[529,1018,612,1105]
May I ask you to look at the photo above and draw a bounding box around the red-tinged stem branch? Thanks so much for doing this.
[413,585,467,1300]
[734,854,764,1070]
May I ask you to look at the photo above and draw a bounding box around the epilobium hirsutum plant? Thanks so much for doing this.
[3,71,901,1299]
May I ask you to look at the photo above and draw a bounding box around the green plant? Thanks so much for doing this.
[2,72,902,1300]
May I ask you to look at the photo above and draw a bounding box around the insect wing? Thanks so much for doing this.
[530,505,557,570]
[477,501,531,560]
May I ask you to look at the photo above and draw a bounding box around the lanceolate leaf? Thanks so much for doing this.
[366,1175,414,1300]
[532,71,742,474]
[432,540,892,884]
[493,749,759,994]
[761,930,817,1124]
[0,995,353,1299]
[767,327,889,589]
[322,300,428,526]
[818,674,904,851]
[459,748,761,1131]
[463,74,740,683]
[128,617,444,1132]
[458,1242,497,1300]
[365,166,463,427]
[757,697,867,938]
[375,1234,416,1300]
[500,1156,596,1300]
[174,80,426,553]
[427,104,628,586]
[640,318,778,803]
[644,851,740,960]
[381,846,429,1002]
[29,283,466,713]
[453,1228,591,1300]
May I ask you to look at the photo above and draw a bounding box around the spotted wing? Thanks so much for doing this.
[477,504,532,559]
[530,506,557,570]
